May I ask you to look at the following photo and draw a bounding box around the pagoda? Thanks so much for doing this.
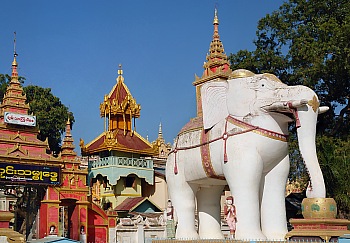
[80,65,157,210]
[37,119,90,240]
[193,8,233,117]
[0,51,62,240]
[0,52,61,165]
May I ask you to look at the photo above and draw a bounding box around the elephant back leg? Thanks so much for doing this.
[197,185,225,239]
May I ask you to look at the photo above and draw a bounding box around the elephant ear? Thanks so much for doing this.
[201,81,228,130]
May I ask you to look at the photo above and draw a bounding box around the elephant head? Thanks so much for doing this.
[201,69,327,198]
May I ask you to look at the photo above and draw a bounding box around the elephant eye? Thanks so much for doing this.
[262,84,265,87]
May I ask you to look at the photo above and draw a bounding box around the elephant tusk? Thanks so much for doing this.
[318,106,329,114]
[262,99,308,111]
[287,99,308,109]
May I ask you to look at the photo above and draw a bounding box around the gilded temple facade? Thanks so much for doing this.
[80,65,167,212]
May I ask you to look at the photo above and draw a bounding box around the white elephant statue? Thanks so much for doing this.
[166,69,328,240]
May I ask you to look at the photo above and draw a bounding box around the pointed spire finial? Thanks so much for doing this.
[65,118,72,136]
[213,8,219,25]
[157,122,164,140]
[213,8,220,40]
[158,122,162,134]
[11,32,19,80]
[117,64,124,82]
[118,64,123,75]
[61,117,77,158]
[12,32,18,66]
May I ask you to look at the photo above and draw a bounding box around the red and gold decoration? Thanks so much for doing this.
[286,198,350,241]
[193,8,233,117]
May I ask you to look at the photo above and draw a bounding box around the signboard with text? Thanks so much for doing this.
[4,112,36,127]
[0,162,61,186]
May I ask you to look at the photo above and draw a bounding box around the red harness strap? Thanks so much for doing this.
[171,115,288,176]
[201,129,225,180]
[226,116,288,142]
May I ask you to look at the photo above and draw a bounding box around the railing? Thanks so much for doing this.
[90,156,153,169]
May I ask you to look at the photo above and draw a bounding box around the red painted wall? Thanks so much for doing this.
[87,204,108,243]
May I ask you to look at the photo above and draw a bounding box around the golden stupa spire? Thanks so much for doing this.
[193,8,232,86]
[213,8,220,39]
[193,7,233,117]
[0,32,30,115]
[11,32,19,81]
[158,122,163,141]
[61,117,77,157]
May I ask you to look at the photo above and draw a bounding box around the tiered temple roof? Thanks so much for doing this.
[193,8,232,86]
[59,119,88,194]
[193,9,233,117]
[81,65,155,156]
[0,54,61,164]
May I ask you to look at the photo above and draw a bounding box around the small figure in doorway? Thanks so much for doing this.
[49,225,56,235]
[224,195,237,238]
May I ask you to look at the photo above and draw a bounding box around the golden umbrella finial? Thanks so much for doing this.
[12,31,18,66]
[117,64,124,82]
[118,64,123,75]
[213,7,219,25]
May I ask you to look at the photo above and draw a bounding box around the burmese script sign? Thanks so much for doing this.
[0,162,61,186]
[4,112,36,127]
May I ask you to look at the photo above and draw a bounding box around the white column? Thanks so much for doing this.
[137,224,144,243]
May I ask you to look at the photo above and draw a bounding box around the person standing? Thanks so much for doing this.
[224,196,237,238]
[164,199,176,239]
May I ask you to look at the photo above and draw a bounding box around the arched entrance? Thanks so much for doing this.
[59,199,78,239]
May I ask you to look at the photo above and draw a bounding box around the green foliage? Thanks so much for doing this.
[288,134,308,188]
[228,0,350,216]
[316,136,350,217]
[23,85,75,154]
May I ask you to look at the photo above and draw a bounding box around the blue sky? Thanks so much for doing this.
[0,1,285,153]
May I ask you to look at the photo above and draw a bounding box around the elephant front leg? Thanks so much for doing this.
[197,185,225,239]
[261,155,289,239]
[224,150,267,240]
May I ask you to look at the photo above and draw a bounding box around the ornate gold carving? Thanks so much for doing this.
[7,143,28,156]
[11,131,26,141]
[308,95,320,113]
[104,131,117,148]
[99,69,141,119]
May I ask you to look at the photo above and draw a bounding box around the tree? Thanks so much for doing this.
[228,0,350,217]
[0,76,74,154]
[316,136,350,218]
[23,85,75,154]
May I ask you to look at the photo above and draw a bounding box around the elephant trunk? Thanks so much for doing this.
[295,89,326,198]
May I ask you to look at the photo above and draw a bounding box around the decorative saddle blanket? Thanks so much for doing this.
[178,116,225,180]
